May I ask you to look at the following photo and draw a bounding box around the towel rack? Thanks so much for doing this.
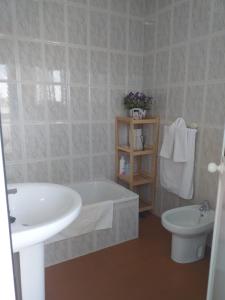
[188,122,198,129]
[164,120,198,129]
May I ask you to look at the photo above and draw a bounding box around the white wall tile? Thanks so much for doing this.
[2,124,23,161]
[72,157,90,181]
[0,0,13,35]
[157,9,171,49]
[170,45,186,84]
[209,34,225,80]
[128,55,143,87]
[45,44,66,84]
[69,47,88,84]
[70,86,89,121]
[110,0,127,14]
[144,23,155,52]
[191,0,211,38]
[90,10,108,48]
[1,0,145,186]
[110,53,126,86]
[72,124,89,155]
[49,123,70,157]
[90,0,108,9]
[50,158,71,184]
[46,84,68,121]
[167,86,184,120]
[129,19,144,52]
[172,1,189,44]
[92,154,109,179]
[212,0,225,32]
[16,0,40,38]
[43,1,65,42]
[0,38,16,81]
[188,39,207,82]
[27,161,49,182]
[158,0,172,11]
[110,14,127,51]
[110,88,126,120]
[205,83,225,128]
[184,85,204,125]
[24,124,47,159]
[92,123,108,153]
[18,41,43,82]
[5,163,25,183]
[67,5,87,45]
[90,50,108,86]
[155,50,169,86]
[0,83,19,122]
[129,0,145,17]
[22,84,45,121]
[90,88,108,121]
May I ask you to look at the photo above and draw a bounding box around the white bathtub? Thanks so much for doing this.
[70,180,138,204]
[45,180,139,266]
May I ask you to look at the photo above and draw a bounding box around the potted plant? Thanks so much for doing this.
[124,92,153,119]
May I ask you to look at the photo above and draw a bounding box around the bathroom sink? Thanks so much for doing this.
[8,183,82,300]
[8,183,82,252]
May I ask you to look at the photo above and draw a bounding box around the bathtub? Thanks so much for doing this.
[45,180,139,267]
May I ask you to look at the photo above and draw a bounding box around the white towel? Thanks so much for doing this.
[160,125,175,159]
[160,126,197,199]
[46,200,113,243]
[173,118,188,162]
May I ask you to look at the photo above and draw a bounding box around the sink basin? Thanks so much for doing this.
[9,183,82,252]
[8,182,82,300]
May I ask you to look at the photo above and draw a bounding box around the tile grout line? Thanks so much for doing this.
[11,0,27,182]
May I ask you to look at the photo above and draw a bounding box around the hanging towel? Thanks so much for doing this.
[173,118,188,162]
[160,120,197,199]
[160,125,175,159]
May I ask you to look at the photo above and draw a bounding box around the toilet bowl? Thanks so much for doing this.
[161,205,215,263]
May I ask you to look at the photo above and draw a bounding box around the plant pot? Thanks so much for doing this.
[129,108,146,120]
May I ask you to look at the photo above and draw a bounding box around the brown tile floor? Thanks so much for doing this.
[46,214,210,300]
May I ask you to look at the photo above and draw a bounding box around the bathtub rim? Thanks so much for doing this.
[68,179,139,205]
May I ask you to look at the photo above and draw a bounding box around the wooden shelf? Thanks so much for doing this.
[139,199,153,212]
[115,115,160,213]
[117,145,155,156]
[118,173,153,186]
[116,116,160,125]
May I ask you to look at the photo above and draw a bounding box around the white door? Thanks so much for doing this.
[0,121,16,300]
[207,128,225,300]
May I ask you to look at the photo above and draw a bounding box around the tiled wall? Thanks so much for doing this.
[1,0,224,215]
[0,0,150,184]
[45,198,139,266]
[143,0,225,214]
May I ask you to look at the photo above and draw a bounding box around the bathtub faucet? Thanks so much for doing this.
[199,200,210,213]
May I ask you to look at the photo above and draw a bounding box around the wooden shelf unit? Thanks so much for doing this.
[115,116,160,213]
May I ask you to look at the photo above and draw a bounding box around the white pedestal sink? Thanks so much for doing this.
[8,183,82,300]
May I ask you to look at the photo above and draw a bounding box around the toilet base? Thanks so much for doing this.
[171,233,207,263]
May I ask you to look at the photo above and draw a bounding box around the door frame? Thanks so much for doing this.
[0,121,16,300]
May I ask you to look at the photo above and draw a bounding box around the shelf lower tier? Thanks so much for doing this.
[117,146,155,156]
[118,174,154,186]
[139,199,153,212]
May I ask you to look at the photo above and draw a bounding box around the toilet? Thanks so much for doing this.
[161,205,215,263]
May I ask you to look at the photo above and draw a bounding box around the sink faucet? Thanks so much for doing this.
[199,200,210,214]
[7,188,17,224]
[7,188,17,195]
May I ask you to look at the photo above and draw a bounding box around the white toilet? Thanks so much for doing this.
[161,204,215,263]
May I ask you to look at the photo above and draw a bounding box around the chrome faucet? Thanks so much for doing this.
[199,200,210,214]
[7,188,17,195]
[7,188,17,224]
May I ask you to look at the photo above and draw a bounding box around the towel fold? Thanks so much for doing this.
[173,118,188,162]
[160,118,197,199]
[46,200,113,243]
[160,125,175,159]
